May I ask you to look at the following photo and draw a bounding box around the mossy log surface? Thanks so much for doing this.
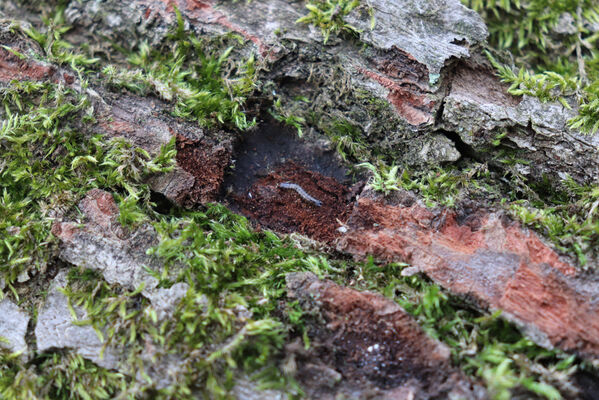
[1,0,599,399]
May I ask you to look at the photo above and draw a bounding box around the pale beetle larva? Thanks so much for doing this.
[278,182,323,207]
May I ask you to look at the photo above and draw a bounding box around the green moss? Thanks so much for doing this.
[1,3,598,399]
[323,119,371,162]
[296,0,368,44]
[0,351,130,400]
[20,6,100,73]
[102,10,258,131]
[269,97,307,137]
[357,161,495,208]
[40,205,316,398]
[510,176,599,268]
[265,79,403,165]
[0,80,175,288]
[358,162,402,194]
[464,0,599,134]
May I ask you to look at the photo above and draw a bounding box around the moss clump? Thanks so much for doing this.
[463,0,599,134]
[296,0,365,44]
[0,79,175,288]
[0,351,130,400]
[20,7,100,73]
[322,119,372,162]
[510,176,599,268]
[35,205,314,398]
[102,10,258,131]
[357,160,497,208]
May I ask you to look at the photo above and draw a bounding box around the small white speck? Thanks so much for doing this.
[248,192,252,199]
[401,266,420,277]
[17,271,30,283]
[367,344,380,353]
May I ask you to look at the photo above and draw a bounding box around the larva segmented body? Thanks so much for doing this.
[278,182,322,207]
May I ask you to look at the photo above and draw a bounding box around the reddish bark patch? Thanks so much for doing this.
[387,89,434,126]
[0,46,56,82]
[336,191,599,358]
[51,222,78,242]
[155,0,275,58]
[357,67,434,125]
[357,47,434,126]
[175,134,233,206]
[52,189,123,242]
[79,188,120,229]
[233,162,352,242]
[499,262,599,357]
[63,73,75,85]
[99,119,136,136]
[187,0,211,10]
[286,272,482,399]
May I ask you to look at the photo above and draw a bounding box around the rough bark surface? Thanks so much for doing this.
[441,58,599,183]
[0,299,30,356]
[2,0,599,397]
[51,189,189,310]
[60,0,484,166]
[58,0,599,182]
[336,188,599,359]
[286,272,486,400]
[88,90,236,205]
[35,270,122,370]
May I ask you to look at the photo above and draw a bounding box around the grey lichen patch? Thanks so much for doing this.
[442,64,599,184]
[34,269,188,389]
[35,270,121,370]
[0,298,30,356]
[35,270,193,389]
[346,0,488,75]
[64,0,174,51]
[53,189,187,306]
[146,283,189,322]
[416,133,461,163]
